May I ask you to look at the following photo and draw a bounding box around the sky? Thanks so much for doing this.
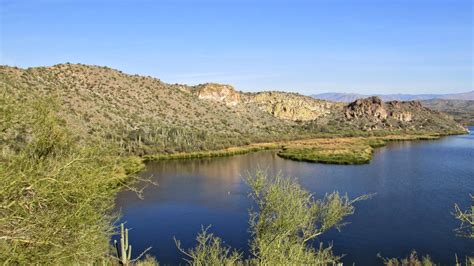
[0,0,472,95]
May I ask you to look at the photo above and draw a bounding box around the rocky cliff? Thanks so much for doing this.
[248,92,337,121]
[339,96,464,132]
[344,96,423,123]
[345,96,388,120]
[193,83,242,107]
[191,83,338,121]
[190,83,463,132]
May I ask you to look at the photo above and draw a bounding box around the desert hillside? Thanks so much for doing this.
[1,63,466,156]
[312,91,474,102]
[421,99,474,126]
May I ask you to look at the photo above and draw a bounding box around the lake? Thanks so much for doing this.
[115,128,473,265]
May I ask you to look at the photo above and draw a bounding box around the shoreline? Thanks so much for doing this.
[143,130,466,165]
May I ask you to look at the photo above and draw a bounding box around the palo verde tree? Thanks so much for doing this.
[176,170,368,265]
[0,96,144,264]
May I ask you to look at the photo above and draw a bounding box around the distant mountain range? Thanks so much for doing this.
[311,91,474,102]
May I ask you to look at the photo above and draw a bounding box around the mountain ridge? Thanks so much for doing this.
[1,63,466,156]
[312,91,474,102]
[311,91,474,125]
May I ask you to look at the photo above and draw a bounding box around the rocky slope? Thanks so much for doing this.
[312,91,474,102]
[1,63,466,156]
[1,64,299,155]
[192,83,339,121]
[339,96,459,131]
[191,82,463,132]
[421,99,474,126]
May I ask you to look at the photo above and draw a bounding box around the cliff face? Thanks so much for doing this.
[162,78,465,132]
[190,83,338,121]
[339,96,465,132]
[190,83,461,130]
[193,83,242,107]
[345,96,388,120]
[386,101,421,122]
[344,97,421,123]
[248,92,337,121]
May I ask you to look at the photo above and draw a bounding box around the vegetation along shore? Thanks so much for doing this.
[145,134,452,165]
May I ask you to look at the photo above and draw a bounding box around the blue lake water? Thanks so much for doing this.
[115,128,473,265]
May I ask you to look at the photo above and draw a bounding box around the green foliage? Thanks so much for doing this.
[454,195,474,239]
[176,171,367,265]
[276,135,442,165]
[380,251,435,266]
[246,171,367,264]
[134,255,159,266]
[120,156,146,175]
[454,195,474,265]
[278,145,373,164]
[175,226,243,265]
[144,144,279,161]
[0,98,143,264]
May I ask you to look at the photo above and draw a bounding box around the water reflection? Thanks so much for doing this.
[115,131,474,265]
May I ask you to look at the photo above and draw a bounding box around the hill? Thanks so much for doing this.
[421,99,474,126]
[1,63,466,157]
[312,91,474,102]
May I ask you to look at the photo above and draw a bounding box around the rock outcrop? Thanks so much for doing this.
[386,101,422,122]
[190,83,464,130]
[391,111,413,122]
[344,97,437,123]
[345,96,388,120]
[193,83,242,106]
[191,83,337,121]
[248,92,336,121]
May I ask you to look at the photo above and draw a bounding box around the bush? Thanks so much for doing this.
[454,195,474,239]
[380,251,434,266]
[175,171,368,265]
[175,226,242,265]
[246,171,367,264]
[0,98,137,264]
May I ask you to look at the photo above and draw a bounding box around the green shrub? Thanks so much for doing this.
[246,171,367,264]
[175,171,368,265]
[454,196,474,264]
[0,98,139,264]
[454,195,474,239]
[380,251,434,266]
[175,226,242,265]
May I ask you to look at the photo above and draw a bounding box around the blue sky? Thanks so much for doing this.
[1,0,472,94]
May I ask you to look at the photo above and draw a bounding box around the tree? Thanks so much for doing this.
[454,195,474,265]
[176,170,368,265]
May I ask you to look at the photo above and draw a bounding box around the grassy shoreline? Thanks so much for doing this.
[277,135,442,165]
[143,131,465,165]
[143,143,281,161]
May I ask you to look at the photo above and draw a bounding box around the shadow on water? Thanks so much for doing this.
[115,130,474,265]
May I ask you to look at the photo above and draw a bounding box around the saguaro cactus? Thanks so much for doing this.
[114,223,132,265]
